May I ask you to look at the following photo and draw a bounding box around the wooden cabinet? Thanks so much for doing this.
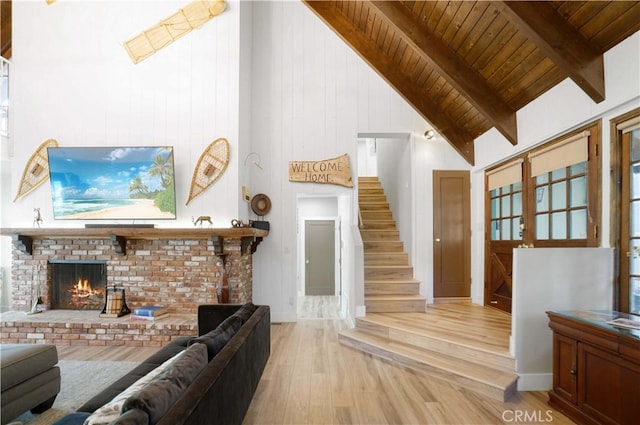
[547,311,640,425]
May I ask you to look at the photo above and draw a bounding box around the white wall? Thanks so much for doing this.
[356,138,377,176]
[1,1,429,322]
[376,136,412,259]
[5,1,244,228]
[512,248,614,391]
[248,1,429,321]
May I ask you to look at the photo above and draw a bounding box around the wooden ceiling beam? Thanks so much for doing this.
[495,1,605,103]
[368,0,518,147]
[303,0,475,164]
[0,1,12,59]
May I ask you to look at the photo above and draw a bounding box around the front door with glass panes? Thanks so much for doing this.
[621,124,640,315]
[485,160,523,313]
[485,125,599,314]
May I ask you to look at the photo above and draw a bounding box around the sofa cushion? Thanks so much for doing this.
[83,350,186,425]
[230,302,258,324]
[110,408,149,425]
[0,344,58,391]
[121,343,208,425]
[77,337,194,413]
[190,315,242,360]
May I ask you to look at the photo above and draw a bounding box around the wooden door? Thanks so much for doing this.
[305,220,335,295]
[433,171,471,297]
[485,161,524,313]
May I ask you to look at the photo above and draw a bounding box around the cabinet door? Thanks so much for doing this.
[553,333,577,403]
[579,343,640,425]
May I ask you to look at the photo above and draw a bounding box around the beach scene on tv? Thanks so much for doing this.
[47,146,177,220]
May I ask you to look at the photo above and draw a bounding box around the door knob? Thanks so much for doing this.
[435,238,441,242]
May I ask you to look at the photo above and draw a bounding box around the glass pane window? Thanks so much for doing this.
[551,212,567,239]
[489,183,523,241]
[534,161,587,241]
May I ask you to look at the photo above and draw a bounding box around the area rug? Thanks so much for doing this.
[9,360,139,425]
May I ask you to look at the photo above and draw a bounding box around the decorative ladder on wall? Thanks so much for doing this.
[357,176,425,312]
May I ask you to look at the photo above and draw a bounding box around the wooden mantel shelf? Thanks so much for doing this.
[0,227,269,256]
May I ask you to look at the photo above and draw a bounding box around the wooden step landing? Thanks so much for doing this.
[338,329,518,402]
[355,314,515,372]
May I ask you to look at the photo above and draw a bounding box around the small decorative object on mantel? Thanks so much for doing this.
[100,286,131,318]
[14,138,58,202]
[231,219,250,228]
[192,215,213,227]
[288,153,353,188]
[250,193,271,230]
[186,137,230,205]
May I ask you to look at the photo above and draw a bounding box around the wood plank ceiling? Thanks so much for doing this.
[0,1,11,59]
[2,1,639,164]
[303,1,640,164]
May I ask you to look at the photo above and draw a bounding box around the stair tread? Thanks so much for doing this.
[340,329,517,388]
[365,278,420,283]
[366,294,425,300]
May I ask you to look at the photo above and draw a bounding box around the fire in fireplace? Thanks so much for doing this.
[49,260,106,310]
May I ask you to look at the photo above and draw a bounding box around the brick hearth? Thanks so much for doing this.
[0,310,196,347]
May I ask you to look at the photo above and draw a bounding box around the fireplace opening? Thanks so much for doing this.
[49,260,106,310]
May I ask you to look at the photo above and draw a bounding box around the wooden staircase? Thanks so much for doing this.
[358,176,426,313]
[342,178,518,402]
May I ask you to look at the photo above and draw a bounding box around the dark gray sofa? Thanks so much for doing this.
[54,304,270,425]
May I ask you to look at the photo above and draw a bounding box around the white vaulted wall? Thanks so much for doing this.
[6,0,243,226]
[1,1,438,321]
[247,1,435,321]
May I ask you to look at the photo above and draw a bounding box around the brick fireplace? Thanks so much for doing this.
[6,229,263,314]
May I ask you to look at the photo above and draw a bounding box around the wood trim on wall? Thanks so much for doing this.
[609,107,640,312]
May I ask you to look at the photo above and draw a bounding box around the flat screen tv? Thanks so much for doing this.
[47,146,176,220]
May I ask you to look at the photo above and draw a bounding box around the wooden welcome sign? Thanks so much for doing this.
[288,153,353,188]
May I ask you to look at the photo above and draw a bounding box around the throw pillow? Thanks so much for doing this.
[189,314,242,360]
[121,343,208,425]
[230,302,257,324]
[109,408,149,425]
[82,350,186,425]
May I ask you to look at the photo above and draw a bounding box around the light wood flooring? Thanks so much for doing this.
[55,306,575,425]
[297,295,343,319]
